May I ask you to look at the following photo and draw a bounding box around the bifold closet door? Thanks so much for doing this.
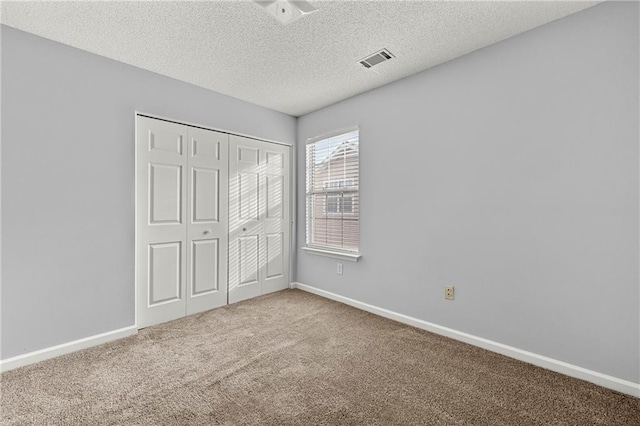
[228,135,290,304]
[185,127,228,316]
[137,116,228,328]
[137,117,187,328]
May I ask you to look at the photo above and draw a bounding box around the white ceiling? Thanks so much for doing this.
[1,0,601,116]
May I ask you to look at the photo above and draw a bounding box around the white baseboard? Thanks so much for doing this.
[0,325,137,373]
[292,282,640,398]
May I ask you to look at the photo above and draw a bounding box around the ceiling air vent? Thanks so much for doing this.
[359,49,394,69]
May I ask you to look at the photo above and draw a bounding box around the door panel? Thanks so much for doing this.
[191,239,219,295]
[192,136,220,159]
[238,146,259,164]
[191,168,219,223]
[266,175,283,219]
[238,235,260,285]
[149,164,182,224]
[149,242,182,304]
[266,151,283,168]
[137,117,187,327]
[229,136,290,303]
[266,233,283,279]
[239,172,259,220]
[186,127,228,315]
[149,129,183,155]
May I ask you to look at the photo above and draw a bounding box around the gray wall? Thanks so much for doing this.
[0,26,296,359]
[297,1,639,383]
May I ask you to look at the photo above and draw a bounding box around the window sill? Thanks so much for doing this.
[301,247,362,262]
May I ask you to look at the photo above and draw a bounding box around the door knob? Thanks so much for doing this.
[203,230,210,235]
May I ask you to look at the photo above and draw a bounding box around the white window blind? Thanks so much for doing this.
[306,130,359,252]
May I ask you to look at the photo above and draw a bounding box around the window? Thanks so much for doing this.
[305,129,360,256]
[326,194,353,214]
[324,180,355,214]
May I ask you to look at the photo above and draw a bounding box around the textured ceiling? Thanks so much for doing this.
[1,1,601,116]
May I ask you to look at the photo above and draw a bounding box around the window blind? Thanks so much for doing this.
[306,130,359,252]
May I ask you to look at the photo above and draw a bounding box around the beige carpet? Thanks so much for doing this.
[1,289,638,425]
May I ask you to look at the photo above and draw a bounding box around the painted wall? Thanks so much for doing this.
[296,2,639,383]
[0,26,296,359]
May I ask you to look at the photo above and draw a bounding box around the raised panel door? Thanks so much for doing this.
[186,127,228,315]
[136,117,187,327]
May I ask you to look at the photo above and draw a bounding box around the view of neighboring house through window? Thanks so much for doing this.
[306,129,359,252]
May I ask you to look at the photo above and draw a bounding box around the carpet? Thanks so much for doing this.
[1,289,638,425]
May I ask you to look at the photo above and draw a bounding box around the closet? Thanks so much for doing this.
[136,115,290,328]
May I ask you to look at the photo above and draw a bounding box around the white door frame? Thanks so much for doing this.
[134,111,296,329]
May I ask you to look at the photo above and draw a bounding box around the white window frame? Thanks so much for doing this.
[303,127,362,262]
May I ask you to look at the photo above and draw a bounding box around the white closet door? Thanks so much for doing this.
[137,117,188,327]
[137,116,230,328]
[229,135,290,304]
[186,127,229,315]
[261,141,290,295]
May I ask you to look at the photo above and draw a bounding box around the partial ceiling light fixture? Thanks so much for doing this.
[255,0,318,26]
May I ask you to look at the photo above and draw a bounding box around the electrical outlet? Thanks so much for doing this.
[444,285,454,300]
[337,263,343,275]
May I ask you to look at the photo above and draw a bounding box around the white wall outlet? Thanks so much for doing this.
[337,263,343,275]
[444,285,454,300]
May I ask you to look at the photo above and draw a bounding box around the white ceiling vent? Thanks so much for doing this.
[359,49,395,69]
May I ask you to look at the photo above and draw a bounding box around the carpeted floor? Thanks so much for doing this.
[1,289,638,425]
